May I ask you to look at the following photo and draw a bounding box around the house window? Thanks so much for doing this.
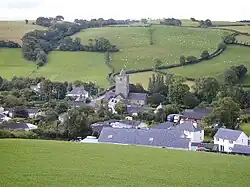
[108,135,113,139]
[111,99,114,102]
[229,140,233,144]
[216,138,219,141]
[242,139,244,143]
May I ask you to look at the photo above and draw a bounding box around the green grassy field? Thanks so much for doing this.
[220,26,250,33]
[0,48,36,78]
[168,46,250,82]
[240,123,250,136]
[73,27,228,72]
[0,49,110,87]
[0,21,46,44]
[236,35,250,43]
[1,139,250,187]
[131,45,250,86]
[31,51,110,87]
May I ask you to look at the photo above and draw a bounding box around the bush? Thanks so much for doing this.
[0,130,38,139]
[186,56,197,64]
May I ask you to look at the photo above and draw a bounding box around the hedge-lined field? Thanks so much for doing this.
[31,51,110,87]
[220,26,250,33]
[1,139,250,187]
[0,48,36,78]
[0,21,46,44]
[167,46,250,83]
[73,26,228,72]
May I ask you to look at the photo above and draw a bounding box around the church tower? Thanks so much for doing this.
[115,69,129,98]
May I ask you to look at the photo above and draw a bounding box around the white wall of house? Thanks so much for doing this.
[214,132,249,152]
[108,98,121,112]
[184,130,204,143]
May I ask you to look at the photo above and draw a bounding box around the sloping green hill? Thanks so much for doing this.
[0,48,36,78]
[168,46,250,83]
[31,51,110,87]
[73,26,228,72]
[1,139,250,187]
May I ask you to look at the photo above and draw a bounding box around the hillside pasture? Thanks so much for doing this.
[73,27,228,72]
[0,21,46,44]
[31,51,110,87]
[1,139,250,187]
[220,26,250,33]
[167,46,250,83]
[236,35,250,43]
[0,48,36,78]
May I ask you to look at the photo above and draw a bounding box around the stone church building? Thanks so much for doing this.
[104,69,147,113]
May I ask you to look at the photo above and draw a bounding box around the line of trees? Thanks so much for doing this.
[0,40,21,48]
[160,18,182,26]
[58,37,119,52]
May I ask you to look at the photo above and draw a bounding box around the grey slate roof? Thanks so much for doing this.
[98,127,190,149]
[182,107,212,120]
[103,91,116,101]
[3,123,29,130]
[214,128,243,141]
[232,145,250,155]
[127,106,144,115]
[128,93,147,101]
[175,122,202,132]
[151,122,174,129]
[68,87,88,95]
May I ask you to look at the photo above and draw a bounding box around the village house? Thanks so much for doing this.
[2,122,38,131]
[98,127,191,150]
[91,119,148,134]
[30,82,41,92]
[8,108,39,118]
[152,121,204,143]
[67,86,89,99]
[214,128,249,152]
[181,107,212,123]
[104,69,147,113]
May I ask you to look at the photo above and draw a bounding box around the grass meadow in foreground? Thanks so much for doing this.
[31,51,110,87]
[1,139,250,187]
[73,26,228,72]
[0,21,46,44]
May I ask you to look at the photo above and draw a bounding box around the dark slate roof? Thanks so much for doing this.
[128,93,147,101]
[103,91,116,101]
[175,122,202,132]
[3,123,29,130]
[151,122,174,129]
[214,128,243,141]
[193,107,212,114]
[68,87,88,95]
[119,120,141,126]
[127,106,144,115]
[232,145,250,154]
[98,127,190,149]
[182,107,211,120]
[25,109,39,113]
